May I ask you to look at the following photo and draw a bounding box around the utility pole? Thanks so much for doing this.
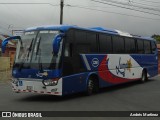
[60,0,64,25]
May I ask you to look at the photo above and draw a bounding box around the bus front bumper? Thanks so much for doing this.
[11,78,63,96]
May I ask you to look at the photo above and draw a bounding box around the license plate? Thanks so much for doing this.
[26,86,33,91]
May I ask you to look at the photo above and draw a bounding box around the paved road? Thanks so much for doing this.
[0,76,160,119]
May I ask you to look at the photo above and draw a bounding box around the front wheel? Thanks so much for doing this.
[86,77,99,96]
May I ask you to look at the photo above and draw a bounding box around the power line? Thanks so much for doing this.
[66,0,114,8]
[90,0,160,17]
[66,4,160,21]
[123,0,160,8]
[0,3,59,6]
[131,0,160,4]
[100,0,160,12]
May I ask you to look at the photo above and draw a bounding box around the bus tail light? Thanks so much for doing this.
[42,78,59,86]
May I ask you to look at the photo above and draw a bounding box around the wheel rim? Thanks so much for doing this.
[142,71,146,82]
[88,79,94,94]
[142,73,145,81]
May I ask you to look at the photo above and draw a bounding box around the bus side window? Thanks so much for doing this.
[86,32,97,53]
[63,30,74,76]
[151,41,157,54]
[125,38,136,54]
[99,34,112,54]
[137,39,144,54]
[64,43,72,57]
[112,36,125,54]
[74,30,88,73]
[144,41,151,54]
[77,44,90,54]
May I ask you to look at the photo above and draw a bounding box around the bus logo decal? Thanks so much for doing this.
[116,57,133,77]
[91,58,99,67]
[126,59,132,72]
[36,72,48,77]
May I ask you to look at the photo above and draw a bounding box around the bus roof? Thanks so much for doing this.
[25,25,155,41]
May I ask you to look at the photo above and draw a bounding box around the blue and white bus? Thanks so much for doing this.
[2,25,158,96]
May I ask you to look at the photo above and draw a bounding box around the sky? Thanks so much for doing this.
[0,0,160,37]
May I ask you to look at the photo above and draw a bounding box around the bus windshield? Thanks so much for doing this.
[14,30,62,70]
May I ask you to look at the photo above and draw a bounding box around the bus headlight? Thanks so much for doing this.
[42,78,59,86]
[12,78,19,86]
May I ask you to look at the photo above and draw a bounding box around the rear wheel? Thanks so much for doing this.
[141,70,148,83]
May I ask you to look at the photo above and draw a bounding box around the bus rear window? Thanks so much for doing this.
[151,41,157,54]
[144,41,151,54]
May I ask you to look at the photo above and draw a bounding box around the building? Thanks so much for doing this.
[0,29,24,68]
[0,34,16,67]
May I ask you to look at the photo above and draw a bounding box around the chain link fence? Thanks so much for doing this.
[0,57,11,83]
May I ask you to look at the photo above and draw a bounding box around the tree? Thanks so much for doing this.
[152,34,160,43]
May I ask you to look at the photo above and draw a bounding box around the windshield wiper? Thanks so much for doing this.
[18,38,34,71]
[35,37,41,60]
[27,38,34,60]
[38,49,43,72]
[18,52,28,71]
[34,37,43,72]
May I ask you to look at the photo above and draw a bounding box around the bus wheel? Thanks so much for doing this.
[86,77,99,95]
[141,70,147,83]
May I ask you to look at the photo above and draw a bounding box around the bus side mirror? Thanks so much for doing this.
[1,36,21,53]
[53,33,64,56]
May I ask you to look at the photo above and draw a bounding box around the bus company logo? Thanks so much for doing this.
[36,72,48,77]
[91,58,99,67]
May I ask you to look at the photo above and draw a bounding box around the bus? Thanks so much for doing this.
[2,25,158,96]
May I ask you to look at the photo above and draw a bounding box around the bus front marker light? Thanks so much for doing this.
[12,78,18,85]
[43,80,50,86]
[50,78,59,86]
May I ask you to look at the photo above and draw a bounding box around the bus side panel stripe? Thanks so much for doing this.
[82,54,91,71]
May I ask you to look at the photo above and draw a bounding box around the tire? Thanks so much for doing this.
[86,77,99,95]
[141,70,148,83]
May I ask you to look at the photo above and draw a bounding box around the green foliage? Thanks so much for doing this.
[152,34,160,42]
